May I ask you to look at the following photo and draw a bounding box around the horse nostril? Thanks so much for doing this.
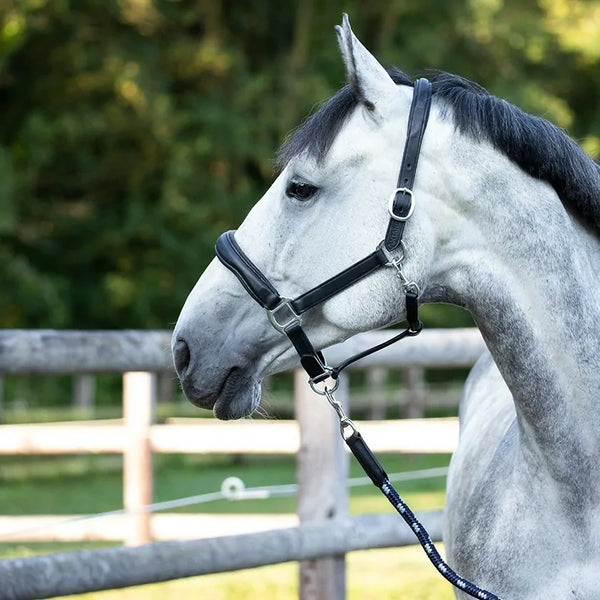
[173,339,191,378]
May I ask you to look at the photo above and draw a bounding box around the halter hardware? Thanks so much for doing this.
[378,238,406,264]
[267,298,301,333]
[308,374,339,395]
[214,77,500,600]
[388,187,415,221]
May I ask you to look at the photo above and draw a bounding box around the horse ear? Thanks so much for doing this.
[335,13,398,113]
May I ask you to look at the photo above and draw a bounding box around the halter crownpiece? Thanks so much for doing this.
[216,77,432,383]
[385,77,432,251]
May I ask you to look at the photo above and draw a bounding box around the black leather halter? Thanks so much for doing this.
[215,78,432,384]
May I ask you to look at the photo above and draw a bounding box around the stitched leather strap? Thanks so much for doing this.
[384,78,432,251]
[291,248,388,314]
[284,322,328,379]
[216,230,389,316]
[216,230,281,310]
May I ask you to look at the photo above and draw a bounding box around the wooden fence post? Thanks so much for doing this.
[157,372,175,403]
[73,374,95,415]
[403,366,425,419]
[123,372,155,546]
[366,367,388,420]
[295,370,349,600]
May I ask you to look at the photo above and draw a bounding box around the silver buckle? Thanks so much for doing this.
[267,298,301,333]
[388,187,415,221]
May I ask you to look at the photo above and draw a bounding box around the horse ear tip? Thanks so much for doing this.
[336,14,353,46]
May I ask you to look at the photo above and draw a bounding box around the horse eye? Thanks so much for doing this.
[285,180,318,201]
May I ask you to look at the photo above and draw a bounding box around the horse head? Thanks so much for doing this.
[171,16,446,418]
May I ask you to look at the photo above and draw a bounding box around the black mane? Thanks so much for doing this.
[276,70,412,168]
[277,69,600,235]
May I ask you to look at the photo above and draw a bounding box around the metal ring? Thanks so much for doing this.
[388,188,415,221]
[404,281,421,296]
[309,375,340,396]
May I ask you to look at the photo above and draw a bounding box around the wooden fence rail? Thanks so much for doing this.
[0,328,484,374]
[0,330,173,374]
[0,511,443,600]
[0,416,459,456]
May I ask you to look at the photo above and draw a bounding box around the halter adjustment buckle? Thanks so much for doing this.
[388,187,415,221]
[267,298,301,333]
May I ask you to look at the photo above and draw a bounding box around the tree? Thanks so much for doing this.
[0,0,598,329]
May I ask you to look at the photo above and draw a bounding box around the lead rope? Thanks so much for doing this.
[309,385,501,600]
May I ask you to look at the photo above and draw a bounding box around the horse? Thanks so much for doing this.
[172,14,600,599]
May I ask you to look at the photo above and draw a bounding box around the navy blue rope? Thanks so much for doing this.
[379,478,501,600]
[340,406,501,598]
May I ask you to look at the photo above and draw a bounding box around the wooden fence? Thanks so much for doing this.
[0,328,486,600]
[0,512,444,600]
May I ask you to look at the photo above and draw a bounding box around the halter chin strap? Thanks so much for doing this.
[215,78,432,383]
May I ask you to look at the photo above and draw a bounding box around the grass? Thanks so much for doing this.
[0,453,450,515]
[0,452,453,599]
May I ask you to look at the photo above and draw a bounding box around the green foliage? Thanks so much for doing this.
[1,1,599,328]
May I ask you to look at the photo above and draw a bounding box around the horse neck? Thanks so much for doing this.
[439,153,600,476]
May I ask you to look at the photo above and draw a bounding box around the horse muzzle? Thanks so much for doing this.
[172,335,261,419]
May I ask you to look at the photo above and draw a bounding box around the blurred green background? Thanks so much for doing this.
[2,0,599,331]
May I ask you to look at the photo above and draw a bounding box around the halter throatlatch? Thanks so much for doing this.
[214,78,500,600]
